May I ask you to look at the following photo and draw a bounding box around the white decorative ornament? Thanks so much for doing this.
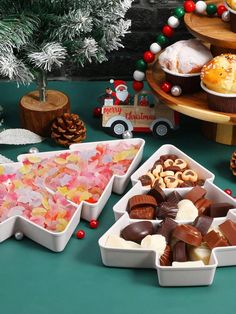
[222,11,230,22]
[133,70,145,82]
[29,147,39,154]
[0,129,44,145]
[15,232,24,241]
[195,1,207,14]
[150,42,162,54]
[167,16,180,28]
[171,85,182,97]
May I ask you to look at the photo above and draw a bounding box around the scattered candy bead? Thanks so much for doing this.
[15,232,24,241]
[122,130,133,139]
[143,51,155,63]
[161,82,172,93]
[29,147,39,154]
[93,107,101,118]
[162,25,174,38]
[132,80,144,92]
[76,230,85,239]
[224,189,233,196]
[171,85,182,97]
[89,220,99,229]
[184,1,196,13]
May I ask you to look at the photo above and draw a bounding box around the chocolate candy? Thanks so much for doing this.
[176,199,198,221]
[121,221,154,244]
[206,203,233,218]
[129,206,155,220]
[173,224,202,246]
[173,241,187,262]
[147,183,166,203]
[185,186,207,204]
[157,202,178,219]
[156,217,178,243]
[203,230,229,249]
[139,175,152,186]
[128,195,157,212]
[160,245,172,266]
[194,198,213,215]
[188,243,211,265]
[219,220,236,245]
[166,191,182,205]
[193,215,213,236]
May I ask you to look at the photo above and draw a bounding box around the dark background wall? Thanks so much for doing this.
[65,0,191,81]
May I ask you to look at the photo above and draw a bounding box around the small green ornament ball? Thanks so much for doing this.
[156,34,168,46]
[206,4,217,16]
[173,7,185,19]
[135,59,147,72]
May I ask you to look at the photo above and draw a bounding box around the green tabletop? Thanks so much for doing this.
[0,81,235,314]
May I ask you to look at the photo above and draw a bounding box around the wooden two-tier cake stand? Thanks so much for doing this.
[146,0,236,145]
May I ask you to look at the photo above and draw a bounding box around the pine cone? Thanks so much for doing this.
[51,113,86,147]
[230,151,236,176]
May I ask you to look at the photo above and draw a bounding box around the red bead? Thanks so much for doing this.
[224,188,233,196]
[89,220,99,229]
[217,4,227,17]
[160,81,172,93]
[76,230,85,239]
[162,25,174,38]
[143,51,155,63]
[132,80,144,92]
[184,1,196,13]
[93,107,101,118]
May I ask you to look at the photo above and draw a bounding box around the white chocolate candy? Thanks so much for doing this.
[141,235,166,256]
[172,261,205,268]
[176,199,198,221]
[105,235,140,249]
[188,243,211,265]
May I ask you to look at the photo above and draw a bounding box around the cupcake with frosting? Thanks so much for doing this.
[225,0,236,32]
[159,39,212,94]
[201,53,236,113]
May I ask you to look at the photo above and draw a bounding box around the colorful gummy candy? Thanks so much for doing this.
[0,142,140,232]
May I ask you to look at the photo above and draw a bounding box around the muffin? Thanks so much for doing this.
[225,0,236,32]
[201,54,236,113]
[159,39,212,93]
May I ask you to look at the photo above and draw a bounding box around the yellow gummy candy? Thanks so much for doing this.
[55,157,67,165]
[42,198,50,210]
[56,218,68,232]
[0,166,4,175]
[13,180,23,188]
[27,156,41,163]
[19,165,31,174]
[66,154,79,163]
[79,191,92,201]
[66,188,78,199]
[57,186,69,196]
[32,207,47,216]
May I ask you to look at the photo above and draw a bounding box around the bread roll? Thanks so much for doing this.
[201,54,236,94]
[159,39,212,74]
[226,0,236,10]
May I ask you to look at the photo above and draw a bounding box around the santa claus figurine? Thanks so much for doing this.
[106,79,130,106]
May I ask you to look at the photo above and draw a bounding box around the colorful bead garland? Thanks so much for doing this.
[132,1,228,96]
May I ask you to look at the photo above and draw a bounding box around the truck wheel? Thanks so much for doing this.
[110,121,128,137]
[153,122,170,137]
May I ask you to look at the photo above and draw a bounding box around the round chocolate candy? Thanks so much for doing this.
[128,195,157,212]
[121,221,154,244]
[173,224,202,246]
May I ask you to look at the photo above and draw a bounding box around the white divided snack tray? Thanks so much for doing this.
[99,211,236,287]
[17,138,145,222]
[0,139,144,252]
[130,144,215,188]
[113,180,236,221]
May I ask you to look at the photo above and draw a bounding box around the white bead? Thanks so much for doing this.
[171,85,182,97]
[150,42,161,54]
[167,16,180,28]
[222,11,230,22]
[195,1,207,14]
[29,147,39,154]
[122,130,133,139]
[15,232,24,241]
[133,70,145,81]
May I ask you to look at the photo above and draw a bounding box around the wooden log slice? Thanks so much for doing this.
[19,90,70,137]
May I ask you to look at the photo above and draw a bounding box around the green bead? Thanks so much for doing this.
[136,59,147,72]
[173,7,185,19]
[156,34,168,47]
[206,4,217,16]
